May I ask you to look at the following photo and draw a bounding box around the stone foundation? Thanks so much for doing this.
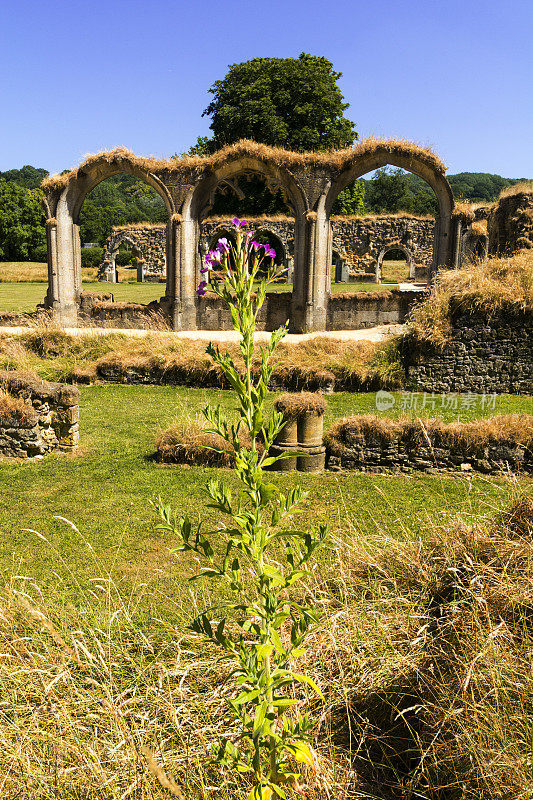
[325,415,533,474]
[404,311,533,394]
[0,373,79,457]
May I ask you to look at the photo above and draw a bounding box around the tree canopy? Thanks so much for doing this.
[196,53,357,154]
[0,179,46,260]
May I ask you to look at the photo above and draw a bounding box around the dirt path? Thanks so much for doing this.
[0,324,405,343]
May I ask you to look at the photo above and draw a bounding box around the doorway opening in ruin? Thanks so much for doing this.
[378,246,413,284]
[111,241,142,283]
[77,173,168,302]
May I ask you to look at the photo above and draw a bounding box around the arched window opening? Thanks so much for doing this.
[326,155,453,293]
[195,167,297,297]
[75,173,169,302]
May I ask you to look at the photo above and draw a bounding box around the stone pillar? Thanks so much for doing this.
[50,195,79,327]
[290,205,330,333]
[269,393,327,473]
[168,214,198,331]
[45,219,58,309]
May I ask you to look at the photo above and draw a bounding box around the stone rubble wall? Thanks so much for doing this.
[0,373,79,458]
[331,215,435,276]
[404,311,533,394]
[488,192,533,255]
[325,419,532,475]
[101,215,436,281]
[99,225,167,281]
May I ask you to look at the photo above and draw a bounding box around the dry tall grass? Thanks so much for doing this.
[409,250,533,346]
[326,413,533,453]
[0,388,34,425]
[0,262,48,282]
[498,181,533,199]
[42,138,447,193]
[156,418,259,466]
[1,491,532,798]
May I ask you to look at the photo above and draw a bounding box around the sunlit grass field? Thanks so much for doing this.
[0,262,409,313]
[0,384,528,610]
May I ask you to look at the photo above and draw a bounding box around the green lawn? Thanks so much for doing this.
[0,280,168,313]
[0,280,398,313]
[0,385,528,621]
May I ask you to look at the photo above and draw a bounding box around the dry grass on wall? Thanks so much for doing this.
[408,250,533,346]
[42,138,447,193]
[0,322,404,394]
[274,391,327,418]
[325,413,533,455]
[0,389,34,426]
[1,491,533,798]
[156,419,260,466]
[498,180,533,199]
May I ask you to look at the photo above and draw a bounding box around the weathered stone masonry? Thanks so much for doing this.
[0,373,79,457]
[41,140,456,333]
[325,417,532,475]
[99,224,167,283]
[404,311,533,394]
[103,214,436,284]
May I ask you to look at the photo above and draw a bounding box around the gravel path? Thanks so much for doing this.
[0,324,405,343]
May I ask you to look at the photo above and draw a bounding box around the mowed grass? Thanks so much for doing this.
[0,262,403,313]
[0,279,166,312]
[0,384,529,619]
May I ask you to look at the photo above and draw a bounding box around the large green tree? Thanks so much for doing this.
[0,179,46,260]
[190,53,362,216]
[198,53,357,153]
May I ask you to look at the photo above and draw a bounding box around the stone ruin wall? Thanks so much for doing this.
[331,215,434,278]
[488,192,533,255]
[99,216,436,282]
[405,310,533,395]
[458,190,533,265]
[99,225,167,282]
[0,373,79,458]
[326,417,532,475]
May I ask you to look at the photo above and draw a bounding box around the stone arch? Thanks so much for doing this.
[49,154,174,324]
[184,155,308,221]
[100,233,143,283]
[180,154,308,330]
[253,228,286,266]
[376,242,415,281]
[325,147,454,279]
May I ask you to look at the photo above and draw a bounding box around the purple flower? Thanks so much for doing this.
[263,245,276,259]
[216,238,230,254]
[206,248,222,264]
[231,218,247,229]
[196,280,207,296]
[251,240,264,252]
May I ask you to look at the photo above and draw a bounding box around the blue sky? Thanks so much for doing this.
[0,0,531,177]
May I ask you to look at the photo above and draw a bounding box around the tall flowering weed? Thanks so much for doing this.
[156,219,327,799]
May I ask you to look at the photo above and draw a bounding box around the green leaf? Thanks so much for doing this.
[252,701,267,738]
[291,673,324,700]
[285,742,315,766]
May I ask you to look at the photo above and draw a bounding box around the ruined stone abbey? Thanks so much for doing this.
[40,138,529,333]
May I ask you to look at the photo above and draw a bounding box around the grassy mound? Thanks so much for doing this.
[156,420,260,466]
[0,325,406,391]
[408,251,533,347]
